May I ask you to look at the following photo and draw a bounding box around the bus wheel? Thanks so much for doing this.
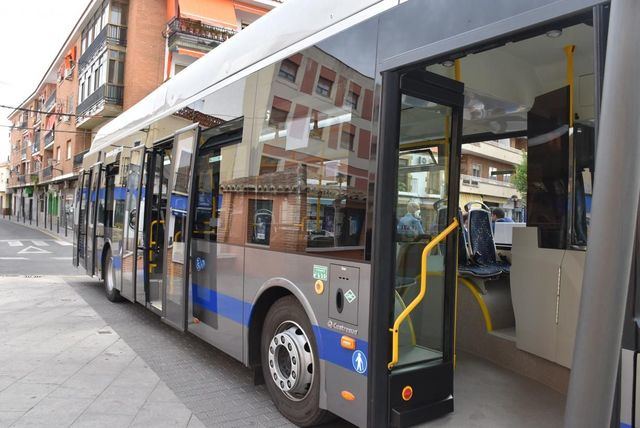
[261,296,332,426]
[103,248,123,302]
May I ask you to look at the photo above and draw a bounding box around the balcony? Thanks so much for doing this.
[73,150,88,170]
[77,83,124,118]
[167,17,236,55]
[43,130,55,149]
[460,173,518,199]
[44,91,57,112]
[78,24,127,73]
[18,175,25,184]
[42,166,53,180]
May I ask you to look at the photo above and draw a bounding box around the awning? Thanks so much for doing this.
[178,0,238,29]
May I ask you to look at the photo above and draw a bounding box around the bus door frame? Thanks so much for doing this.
[72,169,86,268]
[369,68,463,427]
[78,169,92,270]
[86,163,103,276]
[161,123,200,331]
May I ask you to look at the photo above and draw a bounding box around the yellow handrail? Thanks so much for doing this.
[388,218,459,370]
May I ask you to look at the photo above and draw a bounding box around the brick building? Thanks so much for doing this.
[6,0,281,232]
[459,137,526,220]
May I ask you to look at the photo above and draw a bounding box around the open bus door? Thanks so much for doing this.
[371,68,463,427]
[161,124,200,330]
[120,146,146,301]
[74,170,91,269]
[86,163,102,276]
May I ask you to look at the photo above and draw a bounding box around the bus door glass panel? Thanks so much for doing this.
[86,166,101,276]
[121,147,145,301]
[392,75,461,368]
[78,170,92,269]
[394,95,448,365]
[148,148,170,311]
[136,150,150,303]
[95,167,106,272]
[190,145,221,329]
[72,171,87,267]
[163,126,199,329]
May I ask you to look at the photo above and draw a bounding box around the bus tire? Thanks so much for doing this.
[261,296,332,427]
[103,248,123,302]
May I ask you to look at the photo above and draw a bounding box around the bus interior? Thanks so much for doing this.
[390,13,598,424]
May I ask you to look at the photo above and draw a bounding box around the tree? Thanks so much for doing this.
[513,153,527,197]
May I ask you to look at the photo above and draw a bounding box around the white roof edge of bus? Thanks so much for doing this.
[88,0,399,157]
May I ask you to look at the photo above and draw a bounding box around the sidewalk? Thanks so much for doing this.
[0,276,203,427]
[0,215,72,243]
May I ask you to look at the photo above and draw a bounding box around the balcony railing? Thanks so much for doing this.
[18,175,25,184]
[44,91,56,111]
[167,17,236,53]
[79,24,127,73]
[43,130,55,148]
[77,83,124,117]
[74,150,88,170]
[42,166,53,179]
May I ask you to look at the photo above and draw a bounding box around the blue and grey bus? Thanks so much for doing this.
[73,0,640,426]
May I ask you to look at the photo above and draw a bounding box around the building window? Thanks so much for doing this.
[345,91,359,110]
[278,59,298,83]
[488,166,497,179]
[56,147,61,162]
[269,107,288,130]
[340,130,355,151]
[503,173,511,182]
[309,110,326,140]
[316,76,332,98]
[108,51,125,85]
[472,163,481,177]
[66,141,71,160]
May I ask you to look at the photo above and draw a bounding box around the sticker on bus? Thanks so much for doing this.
[313,264,328,281]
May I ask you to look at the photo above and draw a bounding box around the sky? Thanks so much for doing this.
[0,0,91,162]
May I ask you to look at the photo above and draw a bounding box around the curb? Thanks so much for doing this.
[0,217,73,243]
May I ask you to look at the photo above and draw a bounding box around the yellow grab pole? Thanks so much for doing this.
[388,218,459,370]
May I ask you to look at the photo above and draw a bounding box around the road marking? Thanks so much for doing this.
[8,241,23,247]
[17,246,51,254]
[56,241,73,246]
[52,257,73,260]
[32,240,49,246]
[0,257,28,260]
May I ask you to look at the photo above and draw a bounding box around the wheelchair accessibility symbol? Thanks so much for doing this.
[352,350,367,374]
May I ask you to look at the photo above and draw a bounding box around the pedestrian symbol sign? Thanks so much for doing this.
[352,350,367,374]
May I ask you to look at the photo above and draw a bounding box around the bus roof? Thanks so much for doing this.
[88,0,398,157]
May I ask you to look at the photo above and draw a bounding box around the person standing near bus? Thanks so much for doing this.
[491,207,513,232]
[397,201,425,240]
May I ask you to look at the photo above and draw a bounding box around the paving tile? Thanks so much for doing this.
[130,401,193,428]
[10,397,92,427]
[0,382,57,412]
[70,412,136,428]
[0,411,23,427]
[84,383,156,416]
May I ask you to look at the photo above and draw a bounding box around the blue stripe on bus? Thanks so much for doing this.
[114,187,127,201]
[621,423,632,428]
[191,283,368,376]
[191,283,249,326]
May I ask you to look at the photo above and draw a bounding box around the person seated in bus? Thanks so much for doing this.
[397,201,425,240]
[491,207,513,232]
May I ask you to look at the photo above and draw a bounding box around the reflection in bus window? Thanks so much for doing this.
[246,44,376,261]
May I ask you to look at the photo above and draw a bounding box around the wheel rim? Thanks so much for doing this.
[267,320,315,401]
[105,255,114,293]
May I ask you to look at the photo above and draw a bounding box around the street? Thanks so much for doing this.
[0,219,77,276]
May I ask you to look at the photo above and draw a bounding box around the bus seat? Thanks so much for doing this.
[459,205,510,278]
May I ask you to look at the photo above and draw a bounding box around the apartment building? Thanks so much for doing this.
[460,138,526,220]
[0,161,9,215]
[6,0,281,232]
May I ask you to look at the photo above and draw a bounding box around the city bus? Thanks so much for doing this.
[72,0,640,426]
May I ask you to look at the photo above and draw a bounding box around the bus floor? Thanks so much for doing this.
[422,350,565,427]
